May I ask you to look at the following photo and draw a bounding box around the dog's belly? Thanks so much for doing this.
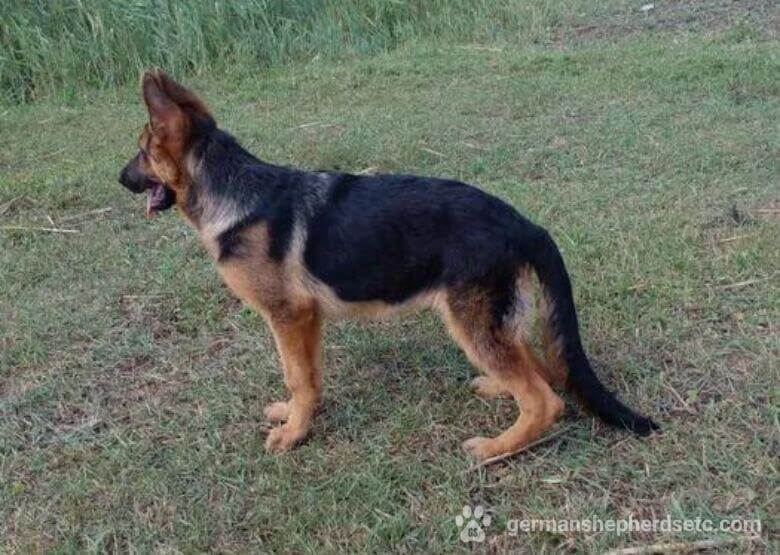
[302,277,447,320]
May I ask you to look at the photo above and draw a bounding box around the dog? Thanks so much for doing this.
[119,70,658,460]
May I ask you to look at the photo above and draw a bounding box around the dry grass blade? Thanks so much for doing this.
[465,428,569,472]
[603,536,759,555]
[0,196,23,215]
[58,207,113,221]
[0,225,79,234]
[420,147,445,157]
[717,233,757,244]
[456,45,503,52]
[715,273,776,290]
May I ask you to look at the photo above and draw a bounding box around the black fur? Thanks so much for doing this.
[118,153,150,193]
[304,173,532,305]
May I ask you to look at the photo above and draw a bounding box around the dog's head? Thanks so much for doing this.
[119,69,214,216]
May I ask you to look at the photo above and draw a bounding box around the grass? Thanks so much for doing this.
[3,0,775,103]
[1,2,778,552]
[3,0,605,102]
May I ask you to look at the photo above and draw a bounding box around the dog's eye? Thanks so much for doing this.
[140,147,160,163]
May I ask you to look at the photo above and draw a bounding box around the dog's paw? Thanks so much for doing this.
[470,376,511,399]
[264,424,304,453]
[263,401,290,422]
[462,436,502,461]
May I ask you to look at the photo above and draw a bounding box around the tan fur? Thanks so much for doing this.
[537,295,567,388]
[216,224,293,313]
[470,376,511,399]
[441,288,564,460]
[215,224,321,451]
[263,306,322,452]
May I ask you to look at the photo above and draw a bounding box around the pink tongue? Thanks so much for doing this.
[146,184,164,216]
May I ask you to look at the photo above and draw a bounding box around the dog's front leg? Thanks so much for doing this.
[264,305,322,453]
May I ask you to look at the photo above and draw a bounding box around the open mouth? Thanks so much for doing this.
[146,182,175,216]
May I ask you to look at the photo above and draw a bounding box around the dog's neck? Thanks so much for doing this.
[178,129,297,257]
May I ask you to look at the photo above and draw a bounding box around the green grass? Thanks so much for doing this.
[2,0,595,102]
[3,0,775,103]
[1,2,779,553]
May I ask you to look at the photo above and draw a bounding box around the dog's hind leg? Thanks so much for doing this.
[471,343,555,399]
[263,304,322,453]
[442,288,564,461]
[470,375,512,399]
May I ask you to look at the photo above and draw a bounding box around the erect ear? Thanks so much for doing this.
[141,69,187,139]
[155,71,213,123]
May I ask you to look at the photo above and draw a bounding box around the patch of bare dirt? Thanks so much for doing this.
[559,0,777,44]
[118,292,180,340]
[754,197,780,220]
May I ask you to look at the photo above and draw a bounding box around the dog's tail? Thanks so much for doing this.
[526,228,659,436]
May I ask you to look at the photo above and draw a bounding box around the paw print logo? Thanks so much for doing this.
[455,505,491,543]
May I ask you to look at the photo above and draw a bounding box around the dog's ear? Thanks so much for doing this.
[141,69,187,139]
[141,69,215,163]
[155,71,213,123]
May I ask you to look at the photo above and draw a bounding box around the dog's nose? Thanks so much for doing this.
[118,164,145,193]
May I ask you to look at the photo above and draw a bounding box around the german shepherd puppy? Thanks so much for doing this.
[119,70,658,460]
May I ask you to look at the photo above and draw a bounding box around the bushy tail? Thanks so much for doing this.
[526,229,659,436]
